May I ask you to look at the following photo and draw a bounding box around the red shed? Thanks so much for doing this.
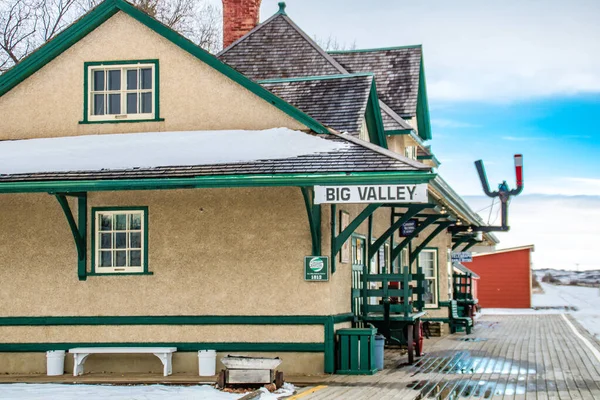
[468,245,534,308]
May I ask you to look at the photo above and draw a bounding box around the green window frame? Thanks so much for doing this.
[91,206,150,275]
[81,60,163,124]
[418,248,439,308]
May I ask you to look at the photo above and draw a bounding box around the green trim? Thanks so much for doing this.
[0,172,435,194]
[368,204,432,257]
[324,317,334,373]
[277,1,287,15]
[301,187,321,256]
[365,81,388,149]
[87,272,154,276]
[416,59,432,141]
[417,155,433,160]
[328,44,422,54]
[77,195,88,280]
[0,342,323,353]
[81,59,161,124]
[390,214,441,262]
[0,0,329,134]
[79,118,165,125]
[419,247,440,310]
[462,240,478,252]
[0,314,351,326]
[258,73,374,84]
[409,221,452,265]
[332,204,381,259]
[90,206,149,275]
[54,193,87,281]
[385,129,413,135]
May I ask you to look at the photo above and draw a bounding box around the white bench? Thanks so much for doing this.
[69,347,177,376]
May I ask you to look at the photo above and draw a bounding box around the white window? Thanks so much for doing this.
[359,119,370,142]
[94,209,147,274]
[419,249,438,307]
[447,249,453,299]
[87,62,156,122]
[393,248,409,274]
[405,146,417,160]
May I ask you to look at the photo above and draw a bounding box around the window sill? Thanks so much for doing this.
[79,118,165,125]
[88,272,154,276]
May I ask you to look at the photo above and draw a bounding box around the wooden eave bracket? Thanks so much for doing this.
[368,204,434,257]
[330,203,381,274]
[390,214,441,263]
[409,221,453,265]
[301,187,322,256]
[54,192,87,281]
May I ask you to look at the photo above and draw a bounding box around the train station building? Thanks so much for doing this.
[0,0,498,376]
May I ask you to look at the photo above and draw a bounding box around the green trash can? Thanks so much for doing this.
[335,327,378,375]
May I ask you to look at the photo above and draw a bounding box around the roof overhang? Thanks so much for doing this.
[0,171,435,194]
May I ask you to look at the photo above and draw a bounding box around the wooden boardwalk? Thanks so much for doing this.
[293,314,600,399]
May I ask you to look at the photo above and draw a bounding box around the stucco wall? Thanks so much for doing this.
[0,187,336,317]
[0,11,306,140]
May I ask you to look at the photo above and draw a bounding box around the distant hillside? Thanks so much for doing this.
[534,268,600,286]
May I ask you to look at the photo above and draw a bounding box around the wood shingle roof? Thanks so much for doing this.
[260,74,374,136]
[330,46,422,118]
[0,133,430,183]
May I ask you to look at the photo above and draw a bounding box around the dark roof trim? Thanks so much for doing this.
[328,44,423,54]
[0,171,435,194]
[366,81,388,149]
[0,0,330,134]
[416,59,433,141]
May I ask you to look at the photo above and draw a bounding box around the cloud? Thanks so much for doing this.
[464,194,600,270]
[277,0,600,102]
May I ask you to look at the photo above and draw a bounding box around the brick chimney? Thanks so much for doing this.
[222,0,263,49]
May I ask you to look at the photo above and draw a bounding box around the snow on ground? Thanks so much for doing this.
[533,282,600,340]
[483,282,600,341]
[0,382,296,400]
[0,128,348,175]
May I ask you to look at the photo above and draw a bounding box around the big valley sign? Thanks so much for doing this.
[314,184,428,204]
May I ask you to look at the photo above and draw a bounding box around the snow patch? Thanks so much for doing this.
[0,384,246,400]
[0,129,348,175]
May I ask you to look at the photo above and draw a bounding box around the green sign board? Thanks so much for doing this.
[304,256,329,282]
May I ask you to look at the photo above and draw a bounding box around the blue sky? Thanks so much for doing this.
[227,0,600,269]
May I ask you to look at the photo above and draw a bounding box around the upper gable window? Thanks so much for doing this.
[83,60,160,123]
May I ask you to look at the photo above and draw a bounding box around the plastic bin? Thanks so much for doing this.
[374,334,386,370]
[335,327,377,375]
[46,350,65,376]
[198,350,217,376]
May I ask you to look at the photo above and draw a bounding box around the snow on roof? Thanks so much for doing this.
[472,245,535,257]
[0,128,349,175]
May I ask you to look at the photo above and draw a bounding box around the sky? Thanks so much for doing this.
[230,0,600,270]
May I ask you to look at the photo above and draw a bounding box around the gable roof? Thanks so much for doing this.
[218,12,346,80]
[330,46,432,140]
[0,0,329,134]
[217,10,414,133]
[259,74,373,137]
[329,46,422,117]
[0,129,432,191]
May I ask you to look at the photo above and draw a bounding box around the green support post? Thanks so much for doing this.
[409,221,453,265]
[301,187,321,256]
[324,316,335,373]
[390,215,441,264]
[368,204,433,257]
[462,240,479,252]
[54,192,87,281]
[331,204,381,275]
[452,236,471,250]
